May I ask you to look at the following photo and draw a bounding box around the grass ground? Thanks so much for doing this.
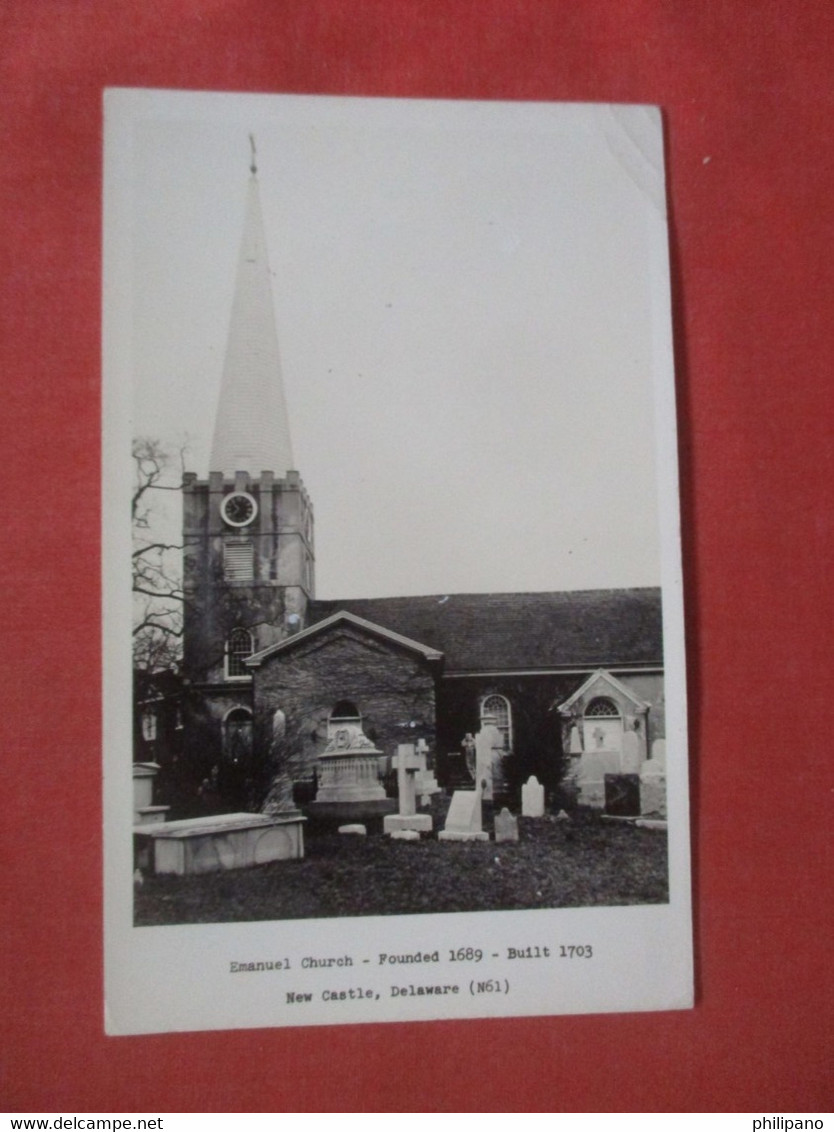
[134,801,668,926]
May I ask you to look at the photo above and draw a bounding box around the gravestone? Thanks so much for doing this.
[390,829,420,841]
[409,738,441,804]
[438,789,489,841]
[338,824,367,835]
[494,807,519,843]
[314,724,387,804]
[640,739,667,817]
[577,750,620,808]
[621,727,642,774]
[475,718,504,801]
[132,762,170,826]
[604,773,641,817]
[384,743,433,835]
[521,775,545,817]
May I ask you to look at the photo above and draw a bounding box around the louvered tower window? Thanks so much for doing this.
[224,538,254,581]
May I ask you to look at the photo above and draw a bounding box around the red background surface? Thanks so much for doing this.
[1,1,831,1114]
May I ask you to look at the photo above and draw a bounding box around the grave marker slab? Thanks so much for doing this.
[604,773,641,817]
[438,790,489,841]
[384,743,434,835]
[521,775,545,817]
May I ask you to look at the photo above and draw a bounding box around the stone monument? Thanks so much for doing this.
[384,743,433,835]
[640,738,667,817]
[314,723,388,805]
[474,716,504,801]
[411,737,441,804]
[132,762,170,826]
[621,722,642,774]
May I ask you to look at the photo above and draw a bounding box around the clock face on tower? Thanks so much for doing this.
[220,491,258,528]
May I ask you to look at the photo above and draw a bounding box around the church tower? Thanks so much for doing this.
[181,146,315,788]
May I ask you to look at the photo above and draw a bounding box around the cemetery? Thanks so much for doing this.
[133,728,669,925]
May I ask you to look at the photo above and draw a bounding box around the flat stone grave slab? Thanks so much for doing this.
[338,824,367,835]
[134,812,306,876]
[384,812,433,835]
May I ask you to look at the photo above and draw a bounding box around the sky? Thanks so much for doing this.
[111,92,674,600]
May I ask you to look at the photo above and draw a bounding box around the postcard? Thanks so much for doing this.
[103,90,692,1034]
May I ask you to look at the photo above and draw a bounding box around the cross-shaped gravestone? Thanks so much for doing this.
[383,743,433,835]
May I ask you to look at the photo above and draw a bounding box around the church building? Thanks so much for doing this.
[180,163,666,808]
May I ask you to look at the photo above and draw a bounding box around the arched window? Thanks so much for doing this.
[480,694,512,752]
[328,699,362,738]
[226,628,254,680]
[585,697,619,718]
[222,706,253,764]
[584,696,623,752]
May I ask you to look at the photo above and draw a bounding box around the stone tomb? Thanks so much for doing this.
[438,789,489,842]
[135,811,306,876]
[384,743,433,835]
[521,775,545,817]
[494,807,519,843]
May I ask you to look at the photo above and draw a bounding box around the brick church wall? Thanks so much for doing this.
[252,625,437,785]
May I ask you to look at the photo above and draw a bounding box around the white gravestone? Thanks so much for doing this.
[413,737,440,804]
[475,719,504,801]
[521,775,545,817]
[438,787,489,841]
[621,728,642,774]
[384,743,433,835]
[640,739,667,818]
[494,807,519,843]
[577,750,620,808]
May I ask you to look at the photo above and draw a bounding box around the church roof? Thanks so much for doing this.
[209,172,295,478]
[246,610,444,667]
[307,587,663,673]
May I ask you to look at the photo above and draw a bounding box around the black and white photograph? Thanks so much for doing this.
[104,91,692,1033]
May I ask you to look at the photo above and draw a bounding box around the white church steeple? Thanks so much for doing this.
[209,140,294,478]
